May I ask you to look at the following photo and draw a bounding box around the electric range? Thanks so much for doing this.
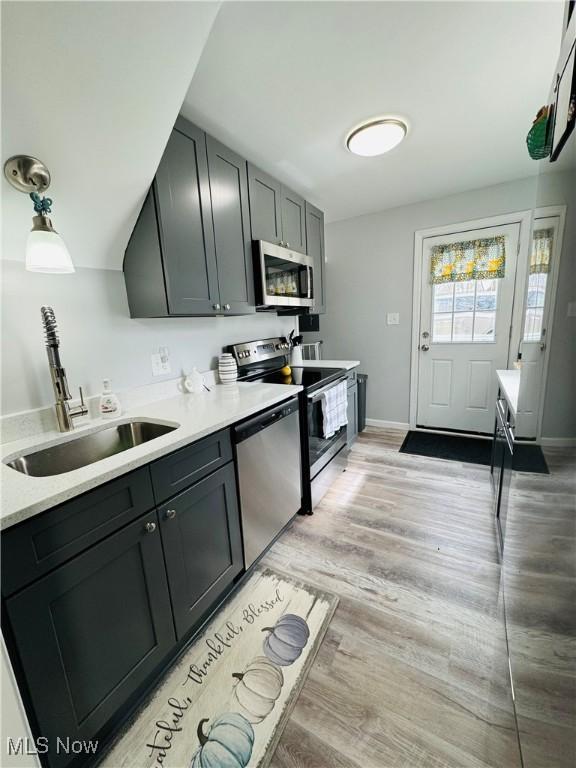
[229,337,349,513]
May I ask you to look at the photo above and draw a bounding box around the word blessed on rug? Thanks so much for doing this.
[103,567,338,768]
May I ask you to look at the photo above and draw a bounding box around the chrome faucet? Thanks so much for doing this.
[41,306,88,432]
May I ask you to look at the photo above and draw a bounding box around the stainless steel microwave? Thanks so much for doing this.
[254,240,314,308]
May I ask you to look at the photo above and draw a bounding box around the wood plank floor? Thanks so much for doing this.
[261,427,572,768]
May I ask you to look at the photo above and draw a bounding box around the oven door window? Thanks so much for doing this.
[264,254,312,300]
[307,398,346,467]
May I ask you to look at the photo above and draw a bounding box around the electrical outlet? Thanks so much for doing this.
[151,347,171,377]
[387,312,400,325]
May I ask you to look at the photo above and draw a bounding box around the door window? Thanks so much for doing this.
[432,279,498,343]
[522,227,552,342]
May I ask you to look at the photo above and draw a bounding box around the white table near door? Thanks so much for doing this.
[414,221,521,435]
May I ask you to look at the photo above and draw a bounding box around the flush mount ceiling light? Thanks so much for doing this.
[3,155,75,273]
[346,118,408,157]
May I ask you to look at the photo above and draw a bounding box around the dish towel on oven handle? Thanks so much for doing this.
[321,380,348,438]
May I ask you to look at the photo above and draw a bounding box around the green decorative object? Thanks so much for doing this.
[526,106,552,160]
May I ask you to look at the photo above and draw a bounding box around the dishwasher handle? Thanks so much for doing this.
[234,397,299,443]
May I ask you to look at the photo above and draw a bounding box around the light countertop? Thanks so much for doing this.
[496,369,520,417]
[297,360,360,371]
[0,382,302,530]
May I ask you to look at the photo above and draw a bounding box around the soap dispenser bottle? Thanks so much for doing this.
[99,379,121,419]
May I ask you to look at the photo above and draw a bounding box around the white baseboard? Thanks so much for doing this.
[540,436,576,447]
[365,418,409,431]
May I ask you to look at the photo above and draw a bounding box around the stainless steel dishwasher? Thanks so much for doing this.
[234,397,301,568]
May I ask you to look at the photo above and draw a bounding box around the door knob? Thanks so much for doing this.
[144,521,156,533]
[165,509,176,520]
[422,331,430,339]
[540,342,546,351]
[420,344,430,352]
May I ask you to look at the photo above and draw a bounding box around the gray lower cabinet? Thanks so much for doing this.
[4,510,175,768]
[305,201,325,314]
[1,429,244,768]
[247,164,307,254]
[158,462,243,639]
[124,118,254,317]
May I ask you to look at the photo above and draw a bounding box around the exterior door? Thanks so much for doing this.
[417,223,520,434]
[516,216,560,438]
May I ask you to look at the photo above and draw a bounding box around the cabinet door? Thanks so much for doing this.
[207,137,254,314]
[158,463,243,639]
[155,123,219,315]
[5,512,174,768]
[347,383,358,446]
[305,201,326,313]
[281,186,307,254]
[247,163,283,244]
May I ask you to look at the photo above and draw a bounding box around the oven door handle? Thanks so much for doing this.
[307,377,348,403]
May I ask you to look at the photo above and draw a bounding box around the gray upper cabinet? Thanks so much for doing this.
[156,121,219,315]
[281,187,307,254]
[248,164,308,254]
[124,118,255,317]
[305,201,326,314]
[207,136,254,314]
[247,163,283,244]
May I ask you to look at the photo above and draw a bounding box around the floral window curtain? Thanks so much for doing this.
[430,235,506,284]
[530,228,553,274]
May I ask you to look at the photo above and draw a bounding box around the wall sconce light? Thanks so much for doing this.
[4,155,75,273]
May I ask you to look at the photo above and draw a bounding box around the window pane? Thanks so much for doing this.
[452,312,473,342]
[473,311,496,342]
[475,279,498,311]
[454,282,475,312]
[432,313,452,342]
[526,273,547,309]
[433,283,454,313]
[524,308,543,342]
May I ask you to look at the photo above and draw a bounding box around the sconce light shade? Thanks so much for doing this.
[26,216,74,273]
[3,155,75,274]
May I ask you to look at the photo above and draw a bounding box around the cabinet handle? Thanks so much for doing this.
[285,242,290,248]
[224,303,231,311]
[213,303,221,311]
[165,509,176,520]
[145,521,157,533]
[280,240,285,247]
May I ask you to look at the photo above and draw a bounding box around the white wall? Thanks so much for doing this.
[1,1,219,270]
[537,169,576,440]
[310,172,575,438]
[0,262,295,416]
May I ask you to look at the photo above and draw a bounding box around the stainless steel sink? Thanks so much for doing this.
[5,421,178,477]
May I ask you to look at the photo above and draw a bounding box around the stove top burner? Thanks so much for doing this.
[238,365,345,393]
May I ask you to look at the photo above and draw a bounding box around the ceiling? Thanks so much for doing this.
[182,1,565,222]
[2,1,219,270]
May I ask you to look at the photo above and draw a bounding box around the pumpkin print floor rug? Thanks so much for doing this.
[102,567,338,768]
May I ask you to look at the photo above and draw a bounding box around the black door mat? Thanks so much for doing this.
[399,430,549,474]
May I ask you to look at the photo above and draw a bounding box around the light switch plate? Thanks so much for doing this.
[387,312,400,325]
[151,347,171,377]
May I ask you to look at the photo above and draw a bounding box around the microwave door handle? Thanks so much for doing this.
[305,265,313,299]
